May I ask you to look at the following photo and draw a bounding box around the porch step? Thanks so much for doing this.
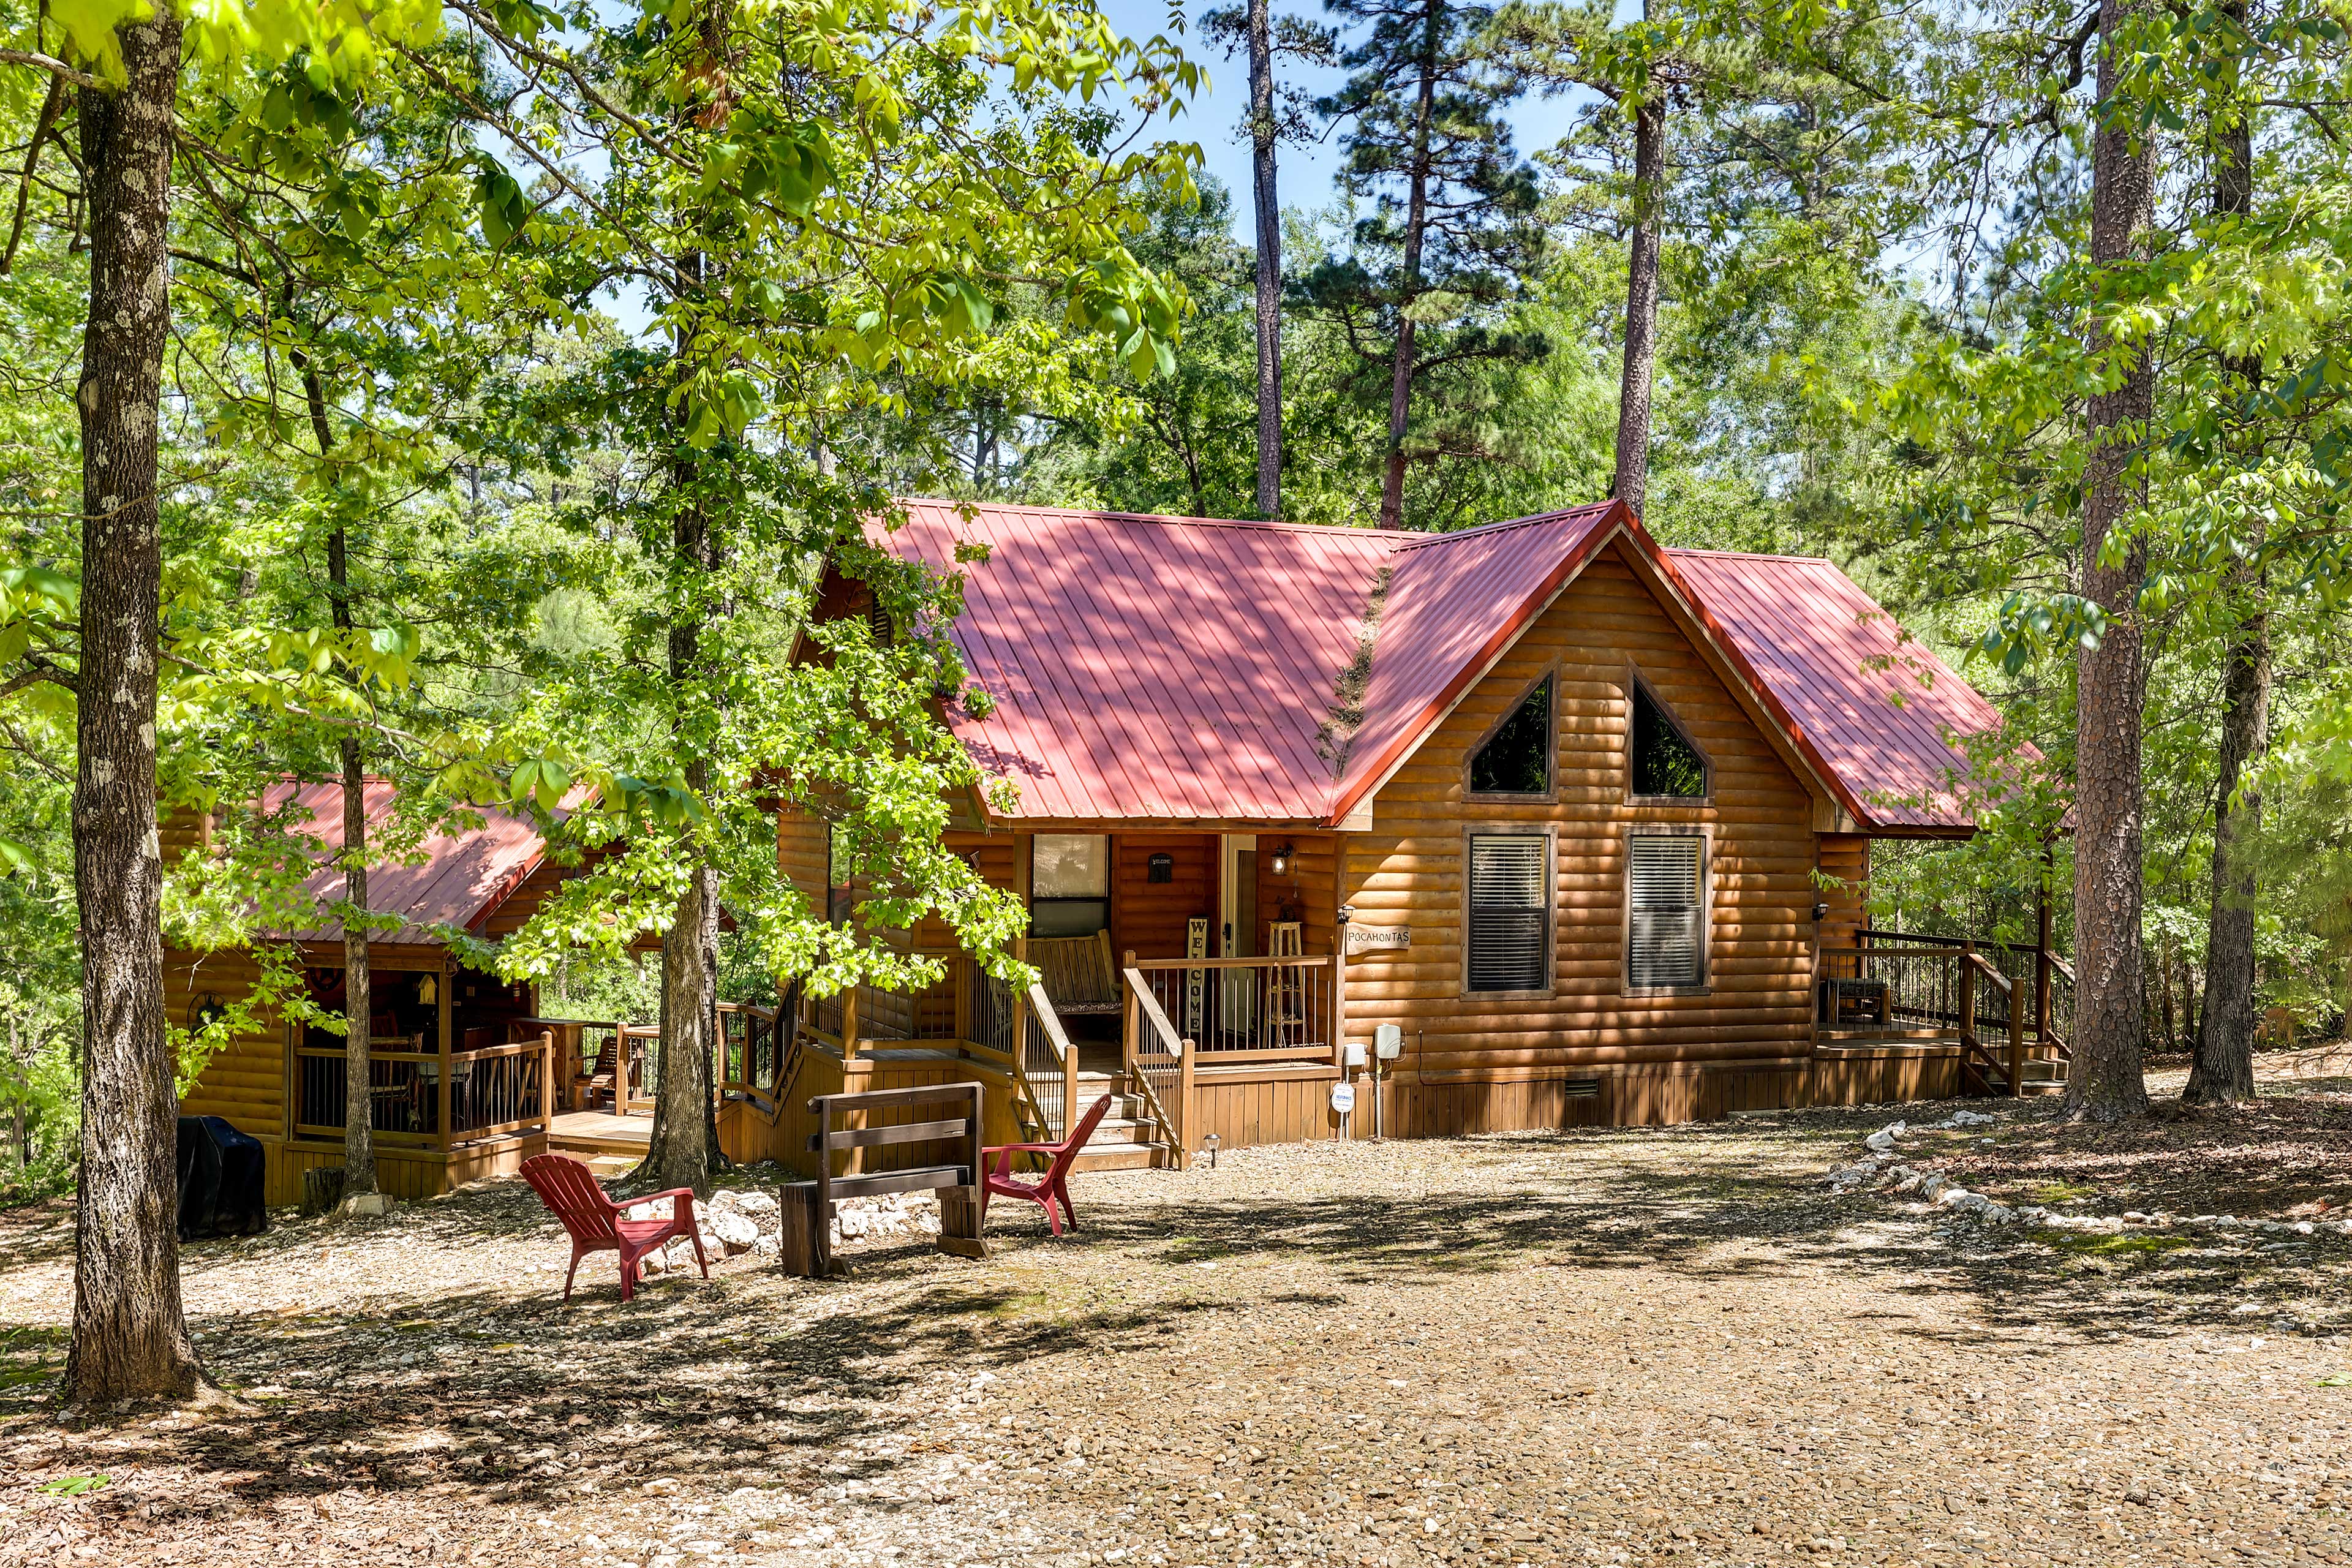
[2017,1060,2068,1095]
[1071,1140,1179,1172]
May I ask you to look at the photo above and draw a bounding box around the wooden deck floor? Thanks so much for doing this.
[549,1109,653,1155]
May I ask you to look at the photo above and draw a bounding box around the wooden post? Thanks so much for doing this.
[1063,1025,1079,1138]
[1177,1036,1195,1167]
[1957,942,1978,1063]
[813,1094,833,1275]
[940,1079,988,1258]
[2007,974,2027,1098]
[780,1183,821,1278]
[1332,907,1352,1071]
[437,959,454,1153]
[1121,948,1139,1082]
[1010,933,1028,1070]
[841,986,861,1064]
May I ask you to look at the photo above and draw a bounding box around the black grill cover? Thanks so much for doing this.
[176,1116,268,1240]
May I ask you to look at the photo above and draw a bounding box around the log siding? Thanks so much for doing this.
[1341,541,1822,1084]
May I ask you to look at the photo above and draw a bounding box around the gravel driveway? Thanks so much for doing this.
[1,1092,2348,1567]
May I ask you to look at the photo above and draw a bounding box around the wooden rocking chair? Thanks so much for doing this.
[575,1030,629,1113]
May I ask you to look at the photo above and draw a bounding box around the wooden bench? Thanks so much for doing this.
[781,1083,989,1278]
[1030,930,1121,1016]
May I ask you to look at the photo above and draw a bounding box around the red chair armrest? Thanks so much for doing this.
[983,1142,1061,1155]
[622,1186,698,1216]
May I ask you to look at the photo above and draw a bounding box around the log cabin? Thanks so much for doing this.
[166,782,756,1203]
[744,498,2071,1175]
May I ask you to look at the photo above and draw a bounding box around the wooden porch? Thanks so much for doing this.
[1813,929,2076,1097]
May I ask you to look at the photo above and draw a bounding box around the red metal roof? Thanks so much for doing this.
[1659,551,2015,834]
[263,780,554,946]
[1329,503,1621,821]
[882,500,1401,821]
[873,500,2016,834]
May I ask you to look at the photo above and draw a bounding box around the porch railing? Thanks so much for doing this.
[717,1001,787,1110]
[1122,968,1191,1165]
[1123,953,1336,1064]
[788,946,1058,1143]
[1852,928,2076,1061]
[1817,939,2055,1096]
[293,1030,556,1148]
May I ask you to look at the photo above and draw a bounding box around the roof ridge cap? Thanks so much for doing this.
[1386,503,1616,551]
[894,497,1414,541]
[1667,546,1835,564]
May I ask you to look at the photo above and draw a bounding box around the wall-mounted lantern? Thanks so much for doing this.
[1268,843,1295,878]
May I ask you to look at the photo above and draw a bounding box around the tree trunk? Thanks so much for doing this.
[337,738,375,1191]
[638,320,723,1191]
[642,865,721,1192]
[2065,0,2155,1123]
[311,370,377,1195]
[64,11,209,1408]
[1377,2,1441,532]
[1613,93,1664,519]
[7,1010,22,1169]
[1248,0,1283,519]
[2184,609,2267,1102]
[2184,59,2266,1107]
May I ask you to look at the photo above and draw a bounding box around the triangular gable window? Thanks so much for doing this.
[1469,676,1553,796]
[1632,682,1708,799]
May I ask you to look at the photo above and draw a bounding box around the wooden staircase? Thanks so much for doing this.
[1963,1047,2068,1098]
[1067,1071,1180,1171]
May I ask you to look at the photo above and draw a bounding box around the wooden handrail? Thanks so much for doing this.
[1023,981,1075,1065]
[1964,951,2012,993]
[1819,945,1970,961]
[1125,953,1335,972]
[1121,967,1192,1166]
[296,1046,441,1062]
[449,1039,549,1063]
[1125,971,1188,1057]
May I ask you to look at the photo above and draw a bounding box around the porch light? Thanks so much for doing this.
[1269,843,1294,878]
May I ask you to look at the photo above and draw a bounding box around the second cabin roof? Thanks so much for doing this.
[873,499,2013,835]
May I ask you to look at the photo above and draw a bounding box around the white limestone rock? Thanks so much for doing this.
[709,1210,760,1254]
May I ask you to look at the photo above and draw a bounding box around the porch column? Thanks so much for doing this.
[437,958,454,1154]
[1333,905,1351,1076]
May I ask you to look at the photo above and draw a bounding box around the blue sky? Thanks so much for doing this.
[1100,0,1598,242]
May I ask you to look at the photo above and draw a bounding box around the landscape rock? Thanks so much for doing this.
[707,1210,760,1254]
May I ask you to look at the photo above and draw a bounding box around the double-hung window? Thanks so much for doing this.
[1626,834,1706,990]
[1466,834,1551,993]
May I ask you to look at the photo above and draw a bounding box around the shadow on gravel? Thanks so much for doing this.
[7,1093,2345,1518]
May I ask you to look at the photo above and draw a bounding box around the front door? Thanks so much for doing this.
[1219,834,1258,1037]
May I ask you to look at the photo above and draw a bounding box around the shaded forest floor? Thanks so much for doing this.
[1932,1044,2352,1224]
[0,1060,2349,1568]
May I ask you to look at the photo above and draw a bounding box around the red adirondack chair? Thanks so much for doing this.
[519,1153,708,1303]
[981,1093,1113,1237]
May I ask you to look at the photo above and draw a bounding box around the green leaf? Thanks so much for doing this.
[40,1476,108,1498]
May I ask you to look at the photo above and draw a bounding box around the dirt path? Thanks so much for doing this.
[1,1084,2348,1567]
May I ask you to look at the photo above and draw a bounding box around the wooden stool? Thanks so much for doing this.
[1265,921,1306,1048]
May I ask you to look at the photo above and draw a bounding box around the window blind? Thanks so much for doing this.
[1468,835,1549,992]
[1627,835,1705,989]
